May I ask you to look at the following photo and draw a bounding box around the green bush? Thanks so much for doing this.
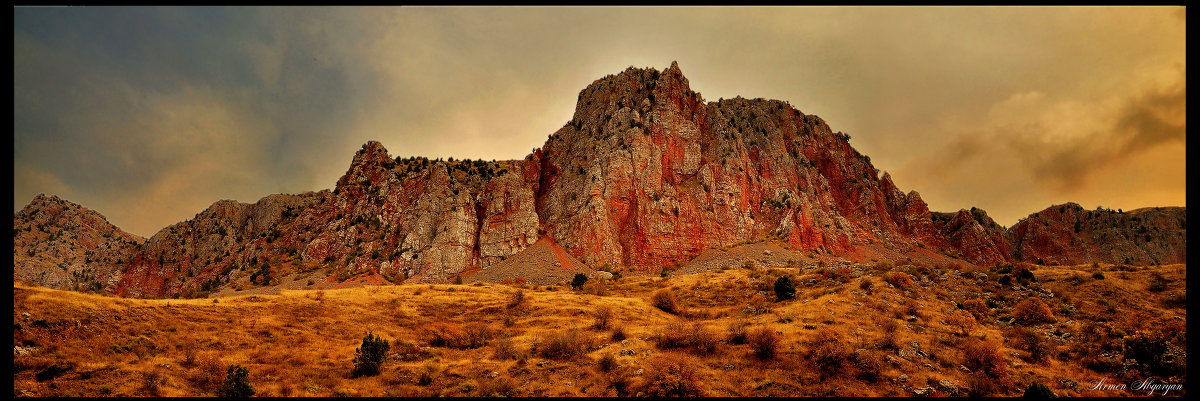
[351,332,391,377]
[774,275,796,301]
[571,273,589,290]
[219,364,255,398]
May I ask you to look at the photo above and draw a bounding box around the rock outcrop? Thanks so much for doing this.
[12,194,143,291]
[12,62,1188,298]
[1010,203,1186,266]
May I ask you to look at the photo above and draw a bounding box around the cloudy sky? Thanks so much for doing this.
[14,6,1186,237]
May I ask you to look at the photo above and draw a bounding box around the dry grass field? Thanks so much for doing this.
[12,254,1187,397]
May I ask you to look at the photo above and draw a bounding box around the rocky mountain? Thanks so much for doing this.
[12,62,1187,298]
[1010,203,1186,266]
[12,194,143,292]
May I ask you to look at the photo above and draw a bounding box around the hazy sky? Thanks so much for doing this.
[14,6,1186,237]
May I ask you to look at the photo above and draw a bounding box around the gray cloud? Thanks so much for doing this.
[14,6,1185,236]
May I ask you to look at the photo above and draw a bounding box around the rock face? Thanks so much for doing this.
[11,62,1188,298]
[12,195,143,292]
[931,208,1014,266]
[1009,203,1186,266]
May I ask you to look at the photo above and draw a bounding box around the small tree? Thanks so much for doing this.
[571,273,589,290]
[774,275,796,301]
[352,332,391,377]
[218,364,255,398]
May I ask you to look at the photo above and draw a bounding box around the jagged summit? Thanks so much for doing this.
[13,62,1187,298]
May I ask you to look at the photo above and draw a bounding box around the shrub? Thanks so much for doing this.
[851,350,883,382]
[691,324,720,354]
[1023,381,1055,397]
[597,353,618,372]
[965,372,998,397]
[219,364,255,398]
[1011,327,1050,363]
[1091,271,1105,280]
[536,329,593,360]
[424,322,470,348]
[727,320,749,345]
[1013,298,1055,325]
[638,354,705,397]
[611,325,627,341]
[1124,330,1183,376]
[352,332,391,377]
[962,339,1006,379]
[859,278,875,295]
[879,319,901,350]
[884,271,915,290]
[807,328,848,377]
[947,309,976,336]
[1146,272,1170,292]
[507,290,526,309]
[592,306,613,330]
[393,340,431,361]
[581,279,610,296]
[651,289,681,314]
[571,273,589,290]
[748,326,780,360]
[491,337,521,360]
[963,298,990,320]
[655,321,692,349]
[417,362,438,385]
[463,323,492,349]
[774,275,796,300]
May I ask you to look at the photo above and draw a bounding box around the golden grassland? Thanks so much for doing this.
[12,261,1186,397]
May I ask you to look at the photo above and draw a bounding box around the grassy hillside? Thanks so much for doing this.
[12,257,1186,397]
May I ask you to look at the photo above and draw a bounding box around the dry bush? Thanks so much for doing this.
[606,367,636,397]
[592,306,613,330]
[393,340,431,361]
[1012,298,1055,325]
[491,337,522,360]
[506,290,526,309]
[477,377,516,397]
[656,322,720,354]
[963,298,990,320]
[651,289,681,314]
[536,328,593,360]
[962,339,1007,379]
[597,353,618,372]
[748,326,780,360]
[1010,327,1051,363]
[581,279,610,296]
[180,342,198,368]
[416,362,439,386]
[858,278,875,295]
[807,328,848,377]
[850,350,883,382]
[637,354,705,397]
[879,319,901,350]
[192,353,226,391]
[884,271,915,290]
[611,325,627,341]
[691,324,720,354]
[140,369,165,396]
[655,321,692,350]
[965,372,998,397]
[727,320,749,345]
[463,323,492,349]
[424,322,470,349]
[947,309,977,336]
